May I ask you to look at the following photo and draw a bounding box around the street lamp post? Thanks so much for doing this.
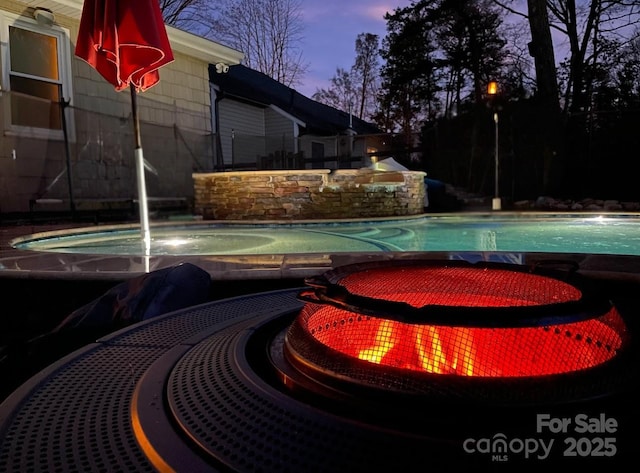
[487,80,501,211]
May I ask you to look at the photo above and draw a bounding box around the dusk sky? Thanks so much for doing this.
[296,0,413,98]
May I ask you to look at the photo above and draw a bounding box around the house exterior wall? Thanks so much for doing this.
[0,0,242,214]
[218,99,265,167]
[73,51,212,133]
[298,136,341,169]
[68,49,216,205]
[0,2,79,213]
[264,107,295,154]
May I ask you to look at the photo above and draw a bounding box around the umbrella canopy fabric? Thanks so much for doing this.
[75,0,174,92]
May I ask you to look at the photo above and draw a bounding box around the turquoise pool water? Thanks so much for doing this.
[12,213,640,257]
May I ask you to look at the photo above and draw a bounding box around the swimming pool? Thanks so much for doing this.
[12,213,640,257]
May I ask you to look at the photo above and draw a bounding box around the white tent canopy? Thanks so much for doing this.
[369,157,410,171]
[368,157,429,207]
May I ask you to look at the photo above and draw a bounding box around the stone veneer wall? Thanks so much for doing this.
[193,169,426,220]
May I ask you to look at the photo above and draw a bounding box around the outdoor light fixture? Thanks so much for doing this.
[487,80,498,96]
[33,7,55,26]
[215,62,230,74]
[487,81,500,210]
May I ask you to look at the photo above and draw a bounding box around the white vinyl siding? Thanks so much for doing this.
[218,99,265,166]
[265,107,295,154]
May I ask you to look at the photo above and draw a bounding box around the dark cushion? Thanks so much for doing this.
[51,262,212,333]
[1,263,211,402]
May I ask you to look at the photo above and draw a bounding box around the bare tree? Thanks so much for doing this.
[312,34,380,121]
[548,0,640,114]
[353,33,380,120]
[493,0,640,112]
[312,68,356,113]
[159,0,206,29]
[207,0,308,87]
[524,0,563,194]
[526,0,560,106]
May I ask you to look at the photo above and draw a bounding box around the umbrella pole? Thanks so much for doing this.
[130,84,151,258]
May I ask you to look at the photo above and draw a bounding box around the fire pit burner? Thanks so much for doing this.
[284,260,630,404]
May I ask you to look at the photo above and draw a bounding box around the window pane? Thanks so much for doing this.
[10,76,61,129]
[9,26,59,80]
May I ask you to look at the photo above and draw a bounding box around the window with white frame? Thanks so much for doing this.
[0,10,73,137]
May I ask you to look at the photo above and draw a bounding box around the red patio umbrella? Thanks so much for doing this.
[75,0,174,256]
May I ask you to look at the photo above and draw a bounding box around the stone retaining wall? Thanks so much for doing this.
[193,169,426,220]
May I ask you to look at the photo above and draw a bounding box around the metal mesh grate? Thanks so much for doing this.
[337,265,582,306]
[286,260,630,403]
[298,304,624,377]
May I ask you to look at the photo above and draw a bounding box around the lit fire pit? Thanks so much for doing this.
[284,260,629,403]
[2,258,637,471]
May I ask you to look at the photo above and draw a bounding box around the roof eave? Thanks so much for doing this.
[166,26,244,65]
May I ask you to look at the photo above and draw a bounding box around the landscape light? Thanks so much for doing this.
[488,81,500,210]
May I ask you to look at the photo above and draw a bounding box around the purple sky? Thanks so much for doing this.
[297,0,413,97]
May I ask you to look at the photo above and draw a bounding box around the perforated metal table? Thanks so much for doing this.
[0,289,304,473]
